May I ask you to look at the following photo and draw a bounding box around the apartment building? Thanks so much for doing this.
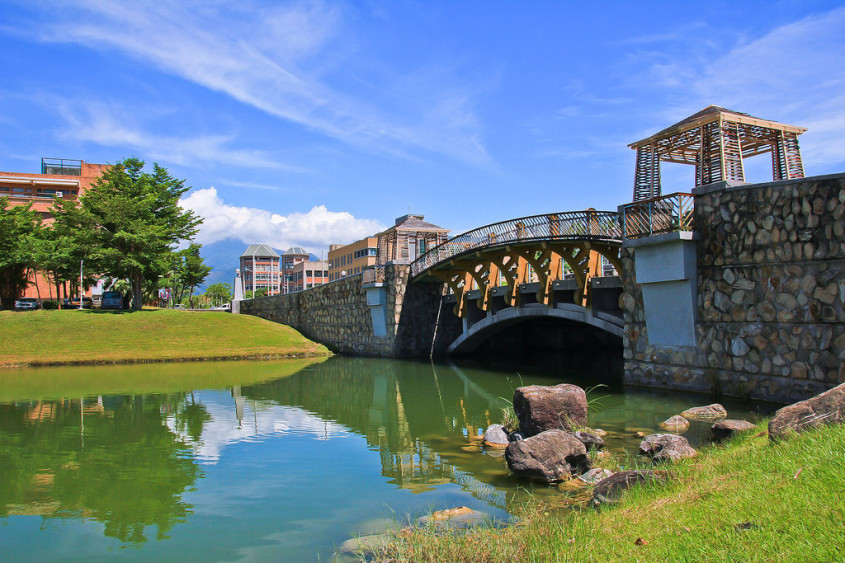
[327,237,378,281]
[0,158,110,302]
[239,244,281,296]
[290,260,328,292]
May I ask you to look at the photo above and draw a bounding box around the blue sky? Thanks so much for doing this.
[3,1,845,267]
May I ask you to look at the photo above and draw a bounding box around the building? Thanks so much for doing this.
[376,214,449,263]
[0,158,109,302]
[280,247,310,293]
[0,158,109,221]
[290,260,328,292]
[239,244,281,296]
[327,237,378,281]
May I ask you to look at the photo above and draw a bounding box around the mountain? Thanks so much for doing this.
[197,240,324,291]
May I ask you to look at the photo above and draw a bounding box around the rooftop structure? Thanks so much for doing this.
[377,214,450,263]
[239,244,281,296]
[629,106,806,201]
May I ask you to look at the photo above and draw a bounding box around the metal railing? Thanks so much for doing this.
[410,210,621,278]
[41,158,82,176]
[362,265,386,284]
[620,193,694,239]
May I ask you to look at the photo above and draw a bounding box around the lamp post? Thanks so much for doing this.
[78,259,84,310]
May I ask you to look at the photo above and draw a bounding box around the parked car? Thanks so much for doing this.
[14,297,39,311]
[100,291,124,310]
[66,297,93,309]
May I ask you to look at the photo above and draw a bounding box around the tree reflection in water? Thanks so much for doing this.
[0,394,202,543]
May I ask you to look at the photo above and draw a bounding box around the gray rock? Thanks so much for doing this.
[578,468,614,484]
[769,382,845,441]
[338,533,391,557]
[513,384,588,436]
[639,434,697,462]
[573,431,605,451]
[505,429,591,483]
[483,424,509,448]
[681,404,728,422]
[591,470,667,506]
[711,419,757,441]
[659,415,690,434]
[416,506,486,531]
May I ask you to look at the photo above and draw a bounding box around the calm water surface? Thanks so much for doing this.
[0,355,774,561]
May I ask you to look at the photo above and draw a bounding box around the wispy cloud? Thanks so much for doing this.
[54,101,289,169]
[20,0,490,166]
[180,187,385,251]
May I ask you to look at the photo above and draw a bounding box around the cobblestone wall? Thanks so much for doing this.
[622,174,845,403]
[239,264,460,357]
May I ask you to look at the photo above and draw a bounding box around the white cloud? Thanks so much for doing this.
[180,187,385,252]
[25,0,489,165]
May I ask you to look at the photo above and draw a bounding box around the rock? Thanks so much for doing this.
[659,415,690,433]
[513,384,588,436]
[508,431,525,442]
[591,470,667,506]
[578,468,614,484]
[589,428,608,437]
[338,533,391,557]
[483,424,509,448]
[769,382,845,441]
[681,404,728,422]
[711,419,757,441]
[638,434,697,462]
[416,506,485,531]
[505,429,591,483]
[573,431,605,451]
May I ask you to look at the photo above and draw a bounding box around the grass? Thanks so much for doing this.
[0,309,331,368]
[372,422,845,562]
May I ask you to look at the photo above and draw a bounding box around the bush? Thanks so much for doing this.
[41,300,59,309]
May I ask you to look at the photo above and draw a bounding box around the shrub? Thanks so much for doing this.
[41,300,59,310]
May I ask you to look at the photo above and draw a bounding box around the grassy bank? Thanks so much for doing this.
[0,309,331,367]
[376,422,845,562]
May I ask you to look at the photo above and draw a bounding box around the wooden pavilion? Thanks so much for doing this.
[629,106,807,201]
[377,214,450,263]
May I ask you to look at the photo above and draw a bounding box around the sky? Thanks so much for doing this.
[3,1,845,280]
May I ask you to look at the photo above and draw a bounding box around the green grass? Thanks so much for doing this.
[374,422,845,562]
[0,309,331,367]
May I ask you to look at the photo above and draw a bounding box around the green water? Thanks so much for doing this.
[0,356,772,561]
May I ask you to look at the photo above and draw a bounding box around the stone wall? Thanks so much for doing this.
[622,173,845,403]
[239,264,461,358]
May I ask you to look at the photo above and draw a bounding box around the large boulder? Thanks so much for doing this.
[505,429,591,483]
[638,434,697,462]
[769,383,845,441]
[513,384,588,436]
[592,470,667,506]
[711,419,756,441]
[681,404,727,422]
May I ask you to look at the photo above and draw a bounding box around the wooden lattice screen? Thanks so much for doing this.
[629,106,806,202]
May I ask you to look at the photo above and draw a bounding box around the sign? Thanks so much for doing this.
[158,288,171,301]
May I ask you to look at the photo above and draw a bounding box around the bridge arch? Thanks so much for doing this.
[448,303,623,355]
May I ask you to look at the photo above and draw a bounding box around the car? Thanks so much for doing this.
[14,297,39,311]
[66,296,93,309]
[211,303,231,311]
[100,291,124,310]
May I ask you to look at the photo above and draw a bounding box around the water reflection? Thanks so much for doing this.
[0,356,773,560]
[0,395,201,543]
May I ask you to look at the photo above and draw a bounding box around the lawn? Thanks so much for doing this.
[375,421,845,562]
[0,309,331,367]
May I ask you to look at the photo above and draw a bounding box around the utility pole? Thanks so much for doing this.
[78,260,84,310]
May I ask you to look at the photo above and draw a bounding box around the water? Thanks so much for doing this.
[0,356,774,561]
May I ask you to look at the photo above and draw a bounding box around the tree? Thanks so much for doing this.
[205,282,233,306]
[0,198,42,308]
[39,198,99,307]
[77,158,201,310]
[173,243,211,309]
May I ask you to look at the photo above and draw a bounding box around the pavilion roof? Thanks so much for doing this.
[240,244,279,258]
[629,105,806,149]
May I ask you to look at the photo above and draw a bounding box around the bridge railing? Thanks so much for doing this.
[410,210,621,278]
[620,193,694,239]
[362,265,386,284]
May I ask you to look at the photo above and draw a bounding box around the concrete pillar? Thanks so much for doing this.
[625,232,698,347]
